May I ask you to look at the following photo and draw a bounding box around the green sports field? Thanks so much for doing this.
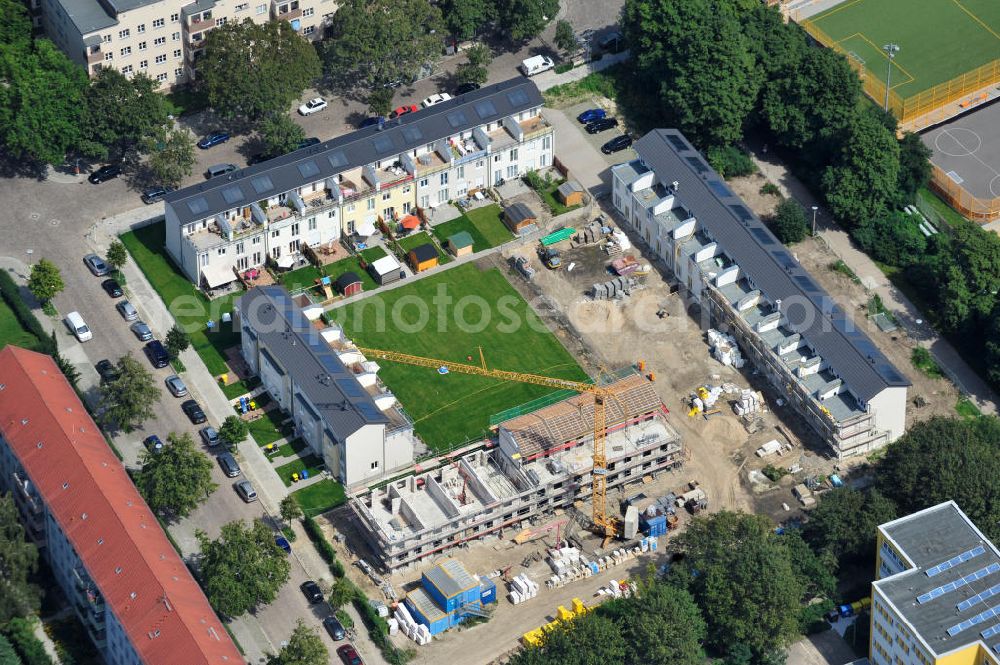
[333,263,589,450]
[807,0,1000,100]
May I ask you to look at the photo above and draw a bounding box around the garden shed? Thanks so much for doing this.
[408,243,439,273]
[368,254,402,285]
[556,180,584,207]
[334,271,363,297]
[446,231,475,257]
[503,202,537,234]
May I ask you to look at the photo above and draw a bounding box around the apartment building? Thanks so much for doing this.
[40,0,332,88]
[0,346,241,665]
[164,77,553,289]
[871,502,1000,665]
[351,371,684,571]
[610,129,909,458]
[237,286,417,486]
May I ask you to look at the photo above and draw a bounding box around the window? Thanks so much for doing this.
[542,135,551,150]
[174,67,183,77]
[419,178,428,188]
[507,165,518,178]
[367,198,375,211]
[256,3,266,13]
[271,229,280,238]
[308,217,316,231]
[156,73,167,82]
[456,165,464,179]
[215,17,227,26]
[120,46,131,56]
[440,172,448,185]
[153,17,164,28]
[121,64,132,74]
[138,40,146,50]
[154,36,166,45]
[139,59,148,68]
[104,52,113,61]
[271,247,281,259]
[155,54,166,64]
[235,2,248,9]
[173,49,181,58]
[170,12,179,21]
[493,154,501,163]
[420,195,430,208]
[136,23,145,33]
[347,203,355,212]
[509,148,518,161]
[118,28,130,39]
[475,160,483,169]
[381,192,391,201]
[540,153,548,167]
[291,223,299,235]
[370,461,379,470]
[200,253,209,266]
[237,256,249,270]
[252,236,262,244]
[303,25,314,35]
[102,34,112,43]
[437,189,448,203]
[172,31,180,40]
[382,207,392,219]
[217,247,226,256]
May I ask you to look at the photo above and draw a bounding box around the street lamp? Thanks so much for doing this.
[811,206,819,236]
[883,43,900,112]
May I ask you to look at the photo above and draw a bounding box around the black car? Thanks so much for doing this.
[141,186,174,204]
[95,359,119,384]
[585,118,619,134]
[143,435,165,453]
[297,137,321,150]
[323,615,346,641]
[145,340,169,368]
[101,278,124,298]
[454,82,481,95]
[300,580,324,604]
[358,116,385,129]
[88,164,122,184]
[601,134,633,154]
[181,399,207,424]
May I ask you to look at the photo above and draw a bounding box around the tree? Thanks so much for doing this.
[267,620,328,665]
[106,239,128,275]
[280,495,303,526]
[876,416,1000,542]
[618,582,705,665]
[27,258,64,304]
[554,20,577,53]
[440,0,496,40]
[54,352,81,389]
[896,131,932,203]
[767,199,809,244]
[673,512,804,659]
[802,488,897,566]
[0,633,19,665]
[455,44,492,86]
[165,325,190,359]
[820,106,900,228]
[495,0,559,42]
[0,0,31,48]
[324,0,444,89]
[135,432,218,520]
[366,88,395,117]
[508,612,628,665]
[219,415,249,450]
[852,210,927,267]
[0,493,40,623]
[197,519,291,616]
[78,69,170,161]
[97,353,161,432]
[200,20,321,122]
[146,128,196,188]
[258,114,306,159]
[621,0,760,148]
[0,39,87,165]
[328,576,355,609]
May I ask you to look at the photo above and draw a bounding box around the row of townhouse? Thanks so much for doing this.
[164,77,553,289]
[611,129,909,458]
[41,0,332,88]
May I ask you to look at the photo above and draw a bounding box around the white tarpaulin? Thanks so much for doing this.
[201,263,236,288]
[356,220,377,236]
[276,254,295,269]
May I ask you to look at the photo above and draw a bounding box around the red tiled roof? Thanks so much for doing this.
[0,347,242,665]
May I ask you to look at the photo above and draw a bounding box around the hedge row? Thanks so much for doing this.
[0,271,55,355]
[350,591,412,665]
[2,618,51,665]
[302,516,345,577]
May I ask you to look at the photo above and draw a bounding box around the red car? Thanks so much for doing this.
[389,104,417,119]
[337,644,363,665]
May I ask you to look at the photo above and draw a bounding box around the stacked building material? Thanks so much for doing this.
[707,328,745,368]
[508,573,539,605]
[591,276,636,300]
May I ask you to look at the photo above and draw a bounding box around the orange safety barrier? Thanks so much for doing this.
[928,164,1000,223]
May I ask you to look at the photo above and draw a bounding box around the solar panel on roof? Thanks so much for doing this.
[984,624,1000,640]
[336,378,365,398]
[297,161,320,179]
[959,582,1000,611]
[750,227,776,245]
[794,275,820,292]
[918,564,1000,604]
[251,175,274,194]
[357,403,383,420]
[319,354,345,375]
[948,602,1000,636]
[506,89,530,106]
[328,151,348,169]
[373,135,395,154]
[401,125,423,142]
[474,99,498,119]
[221,185,244,204]
[729,204,753,221]
[685,155,709,174]
[187,197,209,215]
[666,134,688,151]
[709,180,731,198]
[447,110,468,128]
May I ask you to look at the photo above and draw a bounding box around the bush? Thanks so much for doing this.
[852,211,927,268]
[0,271,55,355]
[767,198,809,244]
[302,515,344,578]
[762,465,786,482]
[799,599,834,635]
[760,182,781,197]
[0,633,20,665]
[554,62,573,74]
[3,618,51,665]
[705,144,755,179]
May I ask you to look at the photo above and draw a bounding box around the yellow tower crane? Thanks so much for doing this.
[356,346,623,540]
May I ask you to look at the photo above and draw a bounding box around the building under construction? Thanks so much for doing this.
[350,371,684,572]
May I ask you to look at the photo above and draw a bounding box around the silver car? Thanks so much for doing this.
[234,480,257,502]
[199,426,220,446]
[116,300,138,321]
[165,374,188,397]
[84,253,109,276]
[130,321,153,341]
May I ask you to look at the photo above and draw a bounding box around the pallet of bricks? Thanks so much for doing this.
[544,540,658,590]
[507,573,539,605]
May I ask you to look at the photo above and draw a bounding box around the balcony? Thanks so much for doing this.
[86,48,103,65]
[272,0,302,21]
[520,114,552,141]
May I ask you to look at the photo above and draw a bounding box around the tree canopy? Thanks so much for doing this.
[258,114,306,159]
[219,415,249,450]
[106,239,129,273]
[197,519,291,617]
[802,488,897,566]
[768,199,809,245]
[439,0,496,40]
[0,493,40,623]
[852,210,927,267]
[27,258,64,303]
[135,432,218,520]
[267,620,328,665]
[495,0,559,42]
[78,69,169,161]
[455,44,491,86]
[509,612,628,665]
[146,128,196,188]
[98,353,161,432]
[199,20,321,121]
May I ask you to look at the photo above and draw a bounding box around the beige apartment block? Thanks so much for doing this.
[40,0,333,88]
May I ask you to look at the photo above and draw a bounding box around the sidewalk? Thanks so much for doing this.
[746,142,998,415]
[533,51,630,92]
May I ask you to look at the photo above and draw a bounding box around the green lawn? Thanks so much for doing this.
[120,223,248,399]
[396,231,451,264]
[247,408,292,446]
[0,298,41,351]
[432,204,513,253]
[917,186,970,228]
[292,478,346,517]
[808,0,1000,100]
[274,437,308,458]
[333,263,589,449]
[276,454,325,487]
[538,179,582,216]
[956,397,983,420]
[282,254,381,294]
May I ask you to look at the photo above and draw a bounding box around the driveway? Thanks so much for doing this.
[542,106,632,196]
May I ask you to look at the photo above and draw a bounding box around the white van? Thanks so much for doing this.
[520,55,555,77]
[65,311,92,342]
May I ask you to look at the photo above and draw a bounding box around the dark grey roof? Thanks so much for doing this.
[557,180,583,196]
[166,78,544,226]
[408,243,438,263]
[239,286,388,441]
[180,0,215,16]
[876,502,1000,656]
[504,202,535,224]
[633,129,909,401]
[333,272,361,290]
[56,0,117,35]
[106,0,168,14]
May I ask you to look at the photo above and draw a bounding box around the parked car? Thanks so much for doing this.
[300,580,324,604]
[520,54,554,77]
[586,118,619,134]
[197,131,230,149]
[298,97,328,116]
[337,644,363,665]
[143,435,164,453]
[65,311,92,342]
[541,248,562,270]
[454,82,480,95]
[323,615,346,641]
[297,137,321,150]
[145,340,169,368]
[217,452,241,478]
[601,134,633,154]
[247,152,271,166]
[101,278,124,298]
[116,300,138,321]
[205,163,237,179]
[141,186,174,204]
[389,104,417,119]
[234,480,257,502]
[597,31,625,53]
[130,320,153,341]
[275,535,292,554]
[88,164,122,184]
[95,359,119,384]
[181,399,207,424]
[83,253,109,276]
[420,93,452,108]
[199,426,220,446]
[358,116,385,129]
[165,374,188,397]
[577,108,607,124]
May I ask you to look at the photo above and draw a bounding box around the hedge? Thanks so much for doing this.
[0,271,54,355]
[350,591,412,665]
[0,634,21,665]
[302,516,345,577]
[2,618,51,665]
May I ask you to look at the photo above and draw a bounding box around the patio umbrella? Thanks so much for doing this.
[356,220,377,236]
[400,214,420,230]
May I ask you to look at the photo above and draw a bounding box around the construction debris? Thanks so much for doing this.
[707,329,745,368]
